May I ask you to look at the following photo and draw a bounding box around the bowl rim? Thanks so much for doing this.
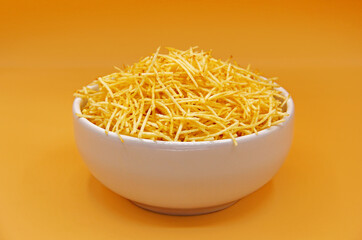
[73,86,294,146]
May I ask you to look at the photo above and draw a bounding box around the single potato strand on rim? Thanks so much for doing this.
[74,47,288,145]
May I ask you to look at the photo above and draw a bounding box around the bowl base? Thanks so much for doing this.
[131,200,238,216]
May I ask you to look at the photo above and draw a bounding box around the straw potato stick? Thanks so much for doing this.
[75,47,288,145]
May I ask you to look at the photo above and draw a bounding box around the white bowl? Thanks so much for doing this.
[73,87,294,215]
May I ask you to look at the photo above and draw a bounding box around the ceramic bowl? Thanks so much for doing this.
[73,87,294,215]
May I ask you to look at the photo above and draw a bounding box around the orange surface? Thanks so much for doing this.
[1,0,362,239]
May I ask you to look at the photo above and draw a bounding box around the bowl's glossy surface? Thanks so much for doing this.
[73,87,294,215]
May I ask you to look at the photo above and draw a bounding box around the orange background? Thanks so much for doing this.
[1,0,361,239]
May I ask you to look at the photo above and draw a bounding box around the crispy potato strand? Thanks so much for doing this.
[75,47,288,144]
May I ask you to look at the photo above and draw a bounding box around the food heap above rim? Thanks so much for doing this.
[74,47,290,145]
